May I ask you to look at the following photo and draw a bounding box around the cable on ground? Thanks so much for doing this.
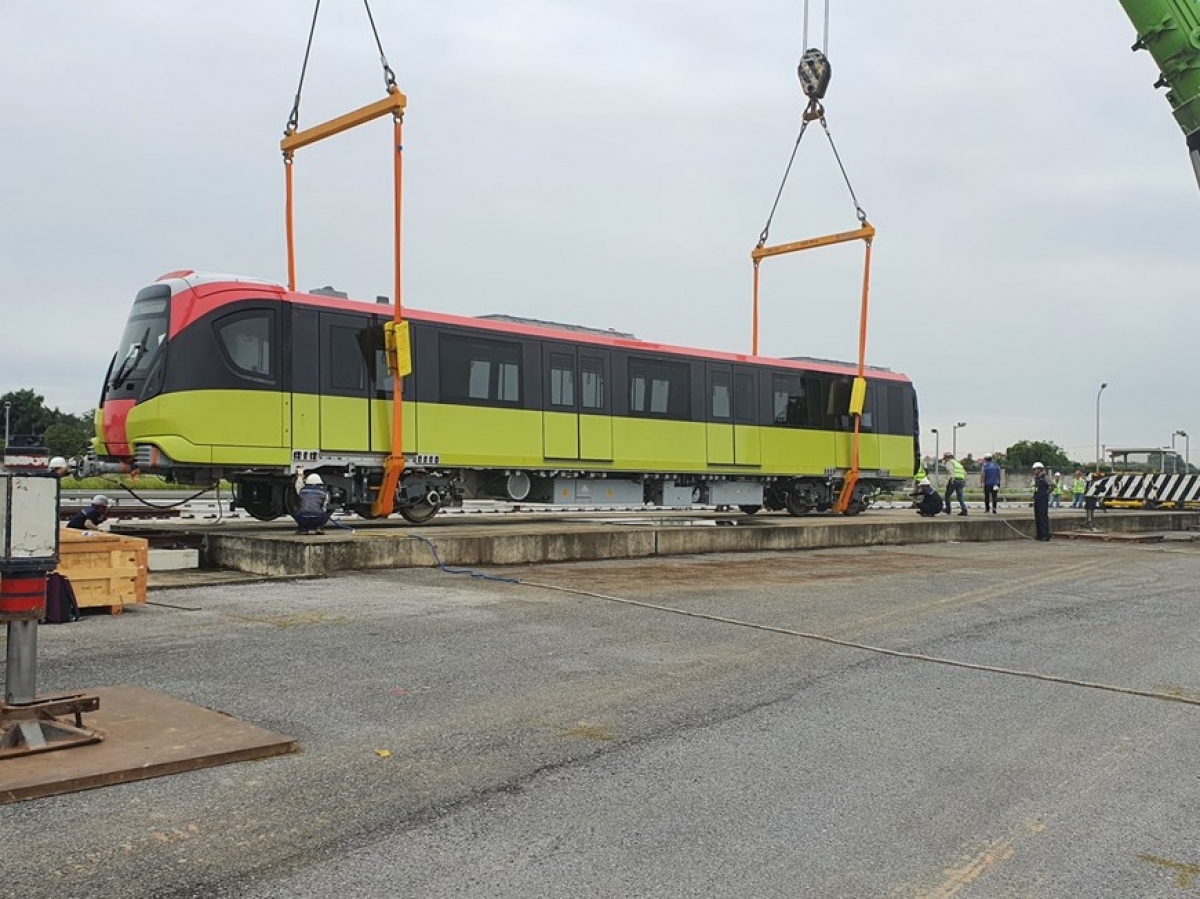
[515,578,1200,709]
[402,533,521,583]
[400,532,1200,708]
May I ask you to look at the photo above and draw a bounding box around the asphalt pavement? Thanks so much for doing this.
[4,538,1200,897]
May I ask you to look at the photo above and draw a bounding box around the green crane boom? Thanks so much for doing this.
[1119,0,1200,188]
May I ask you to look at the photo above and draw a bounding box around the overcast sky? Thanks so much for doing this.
[4,1,1199,464]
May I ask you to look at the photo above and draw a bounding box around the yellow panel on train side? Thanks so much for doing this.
[608,419,708,471]
[292,393,320,452]
[320,395,368,451]
[734,425,761,466]
[543,410,579,459]
[579,412,613,461]
[125,390,285,458]
[877,434,914,475]
[706,423,734,465]
[414,404,544,467]
[755,427,837,476]
[369,397,417,454]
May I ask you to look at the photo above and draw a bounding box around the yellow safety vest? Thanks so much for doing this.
[949,460,965,480]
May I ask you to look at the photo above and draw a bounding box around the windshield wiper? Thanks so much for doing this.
[109,327,150,389]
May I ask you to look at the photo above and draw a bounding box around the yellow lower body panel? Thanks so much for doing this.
[116,390,913,481]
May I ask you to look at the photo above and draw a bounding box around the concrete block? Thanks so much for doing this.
[148,548,200,571]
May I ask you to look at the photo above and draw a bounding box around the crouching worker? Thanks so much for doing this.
[914,478,944,517]
[67,494,111,530]
[292,469,331,535]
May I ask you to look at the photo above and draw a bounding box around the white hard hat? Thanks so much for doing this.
[1032,462,1045,470]
[93,494,111,506]
[304,473,323,485]
[49,456,67,469]
[918,478,931,486]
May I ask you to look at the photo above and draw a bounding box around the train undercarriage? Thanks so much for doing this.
[81,446,886,524]
[227,467,883,524]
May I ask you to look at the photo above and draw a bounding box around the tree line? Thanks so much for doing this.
[928,439,1191,475]
[1,389,95,458]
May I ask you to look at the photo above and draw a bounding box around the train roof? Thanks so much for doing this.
[153,270,912,383]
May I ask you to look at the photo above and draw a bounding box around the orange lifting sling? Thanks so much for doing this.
[280,0,408,519]
[751,9,874,515]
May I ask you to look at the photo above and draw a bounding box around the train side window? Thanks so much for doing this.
[580,355,606,411]
[628,357,689,419]
[215,310,275,383]
[826,377,850,430]
[439,333,522,406]
[860,382,875,432]
[772,373,807,427]
[549,352,575,408]
[711,370,731,421]
[330,325,367,391]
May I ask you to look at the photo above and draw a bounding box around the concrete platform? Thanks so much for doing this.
[0,685,298,804]
[119,507,1200,579]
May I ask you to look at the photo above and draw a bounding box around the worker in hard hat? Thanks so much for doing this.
[48,456,69,477]
[67,494,111,530]
[292,468,331,535]
[914,478,944,517]
[941,451,968,516]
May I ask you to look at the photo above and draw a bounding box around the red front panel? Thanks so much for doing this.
[102,398,137,457]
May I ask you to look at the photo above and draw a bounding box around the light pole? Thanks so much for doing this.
[3,401,9,450]
[1095,382,1108,468]
[931,428,939,482]
[952,421,966,459]
[1175,429,1189,474]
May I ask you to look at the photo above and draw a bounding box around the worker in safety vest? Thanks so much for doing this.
[942,452,968,515]
[1070,470,1087,508]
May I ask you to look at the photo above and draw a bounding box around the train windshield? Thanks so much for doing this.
[108,291,169,390]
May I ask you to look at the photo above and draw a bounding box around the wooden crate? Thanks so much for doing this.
[55,529,148,614]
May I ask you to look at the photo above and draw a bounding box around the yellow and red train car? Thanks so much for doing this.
[90,271,920,523]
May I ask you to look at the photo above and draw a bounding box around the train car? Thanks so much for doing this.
[89,271,921,523]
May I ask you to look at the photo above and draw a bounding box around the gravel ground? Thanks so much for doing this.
[4,538,1200,898]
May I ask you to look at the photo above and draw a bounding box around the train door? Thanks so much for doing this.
[543,347,579,459]
[318,311,372,451]
[578,350,612,460]
[732,367,761,465]
[706,364,761,466]
[706,366,734,465]
[542,346,612,461]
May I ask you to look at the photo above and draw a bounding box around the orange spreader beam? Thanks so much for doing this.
[281,85,408,519]
[750,222,875,515]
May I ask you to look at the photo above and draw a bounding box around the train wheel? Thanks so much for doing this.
[785,491,811,517]
[738,505,761,515]
[397,501,439,524]
[238,481,285,521]
[841,487,873,517]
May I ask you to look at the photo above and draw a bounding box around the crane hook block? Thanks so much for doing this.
[797,48,831,100]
